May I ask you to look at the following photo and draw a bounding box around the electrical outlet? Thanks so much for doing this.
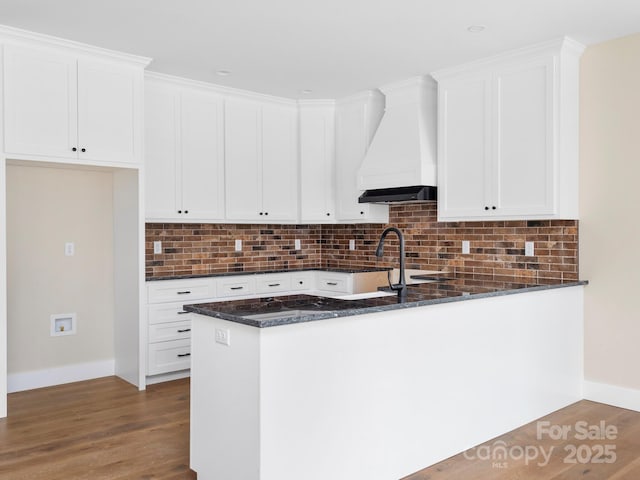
[462,240,470,254]
[349,239,356,251]
[295,239,301,250]
[525,241,535,257]
[153,241,162,254]
[65,242,75,256]
[215,328,231,346]
[235,239,242,252]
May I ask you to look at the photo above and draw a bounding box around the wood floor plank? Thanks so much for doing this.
[2,377,640,479]
[0,377,195,480]
[404,400,640,480]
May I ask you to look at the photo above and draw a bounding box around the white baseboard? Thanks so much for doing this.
[583,380,640,412]
[7,359,115,393]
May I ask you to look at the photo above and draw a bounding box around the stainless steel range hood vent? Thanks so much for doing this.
[357,76,437,196]
[358,185,437,204]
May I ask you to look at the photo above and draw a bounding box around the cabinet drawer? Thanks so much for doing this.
[149,320,191,343]
[217,277,256,298]
[147,279,215,304]
[148,302,194,325]
[256,274,291,294]
[316,274,350,293]
[291,272,314,291]
[147,339,191,376]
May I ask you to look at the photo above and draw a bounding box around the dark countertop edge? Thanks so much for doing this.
[146,267,392,281]
[184,280,588,328]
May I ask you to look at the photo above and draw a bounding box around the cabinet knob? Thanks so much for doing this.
[178,210,182,214]
[492,206,497,210]
[72,147,77,152]
[265,212,269,216]
[81,148,86,153]
[184,210,189,214]
[484,206,489,211]
[326,213,330,216]
[259,212,263,216]
[360,211,364,215]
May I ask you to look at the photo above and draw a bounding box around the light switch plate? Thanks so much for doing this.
[153,241,162,254]
[349,239,356,251]
[65,242,75,256]
[235,239,242,252]
[295,239,301,250]
[462,240,470,254]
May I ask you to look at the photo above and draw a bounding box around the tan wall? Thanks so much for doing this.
[580,33,640,389]
[6,164,114,373]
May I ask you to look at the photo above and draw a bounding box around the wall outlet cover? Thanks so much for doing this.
[462,240,470,255]
[215,328,231,346]
[525,241,535,257]
[153,241,162,254]
[235,239,242,252]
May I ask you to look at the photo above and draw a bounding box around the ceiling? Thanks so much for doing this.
[0,0,638,99]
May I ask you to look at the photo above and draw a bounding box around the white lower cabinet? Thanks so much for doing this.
[145,270,385,381]
[146,278,216,378]
[148,339,192,376]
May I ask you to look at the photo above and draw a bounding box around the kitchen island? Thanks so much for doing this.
[187,275,586,480]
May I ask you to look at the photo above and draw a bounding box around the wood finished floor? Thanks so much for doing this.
[1,377,639,479]
[0,377,195,480]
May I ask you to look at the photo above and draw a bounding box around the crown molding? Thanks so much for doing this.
[0,24,151,67]
[145,70,297,106]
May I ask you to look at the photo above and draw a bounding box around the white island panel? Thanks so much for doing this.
[191,286,584,480]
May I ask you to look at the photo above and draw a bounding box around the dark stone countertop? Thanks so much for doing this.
[146,267,392,281]
[184,274,588,328]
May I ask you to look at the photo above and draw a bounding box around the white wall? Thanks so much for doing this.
[580,33,640,399]
[6,164,115,389]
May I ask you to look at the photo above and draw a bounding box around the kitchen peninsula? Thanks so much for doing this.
[187,275,586,480]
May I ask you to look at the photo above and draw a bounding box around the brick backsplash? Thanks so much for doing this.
[146,203,578,281]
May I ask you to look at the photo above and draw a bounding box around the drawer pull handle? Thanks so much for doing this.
[177,353,191,358]
[230,286,244,290]
[326,282,338,286]
[177,328,191,333]
[177,311,189,315]
[268,283,281,287]
[177,291,191,295]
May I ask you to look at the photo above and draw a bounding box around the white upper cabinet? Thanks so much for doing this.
[225,98,298,222]
[77,59,141,164]
[3,42,148,165]
[145,76,225,221]
[3,45,78,159]
[299,102,336,223]
[433,37,584,221]
[335,92,389,223]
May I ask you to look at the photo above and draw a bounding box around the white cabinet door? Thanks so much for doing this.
[435,38,581,221]
[335,94,388,223]
[3,45,78,159]
[494,57,555,216]
[437,75,492,219]
[180,91,225,220]
[77,59,141,163]
[144,82,180,219]
[299,104,336,222]
[261,104,298,221]
[224,98,262,220]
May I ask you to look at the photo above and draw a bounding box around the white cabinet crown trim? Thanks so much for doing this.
[145,70,297,106]
[431,36,584,81]
[0,24,151,67]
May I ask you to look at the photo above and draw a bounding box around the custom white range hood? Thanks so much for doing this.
[357,76,437,203]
